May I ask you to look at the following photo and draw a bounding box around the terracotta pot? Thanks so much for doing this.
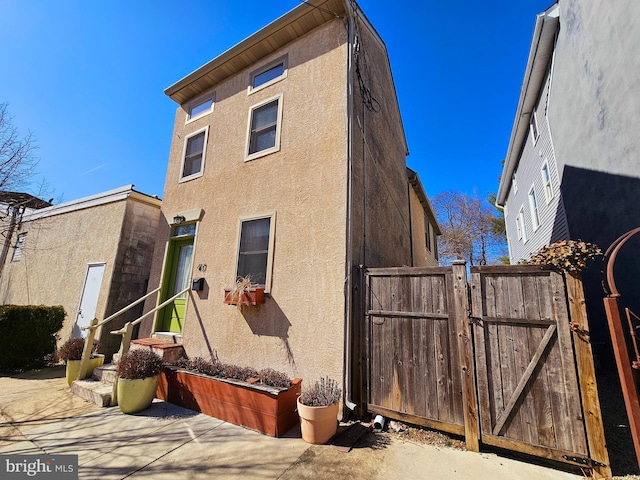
[117,375,159,414]
[297,397,339,444]
[65,354,105,386]
[223,287,265,306]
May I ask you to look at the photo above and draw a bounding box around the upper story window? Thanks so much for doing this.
[186,95,214,123]
[180,127,208,181]
[530,108,540,144]
[542,162,553,203]
[512,172,518,195]
[236,214,276,292]
[246,95,283,161]
[249,57,287,94]
[528,187,540,231]
[516,207,527,243]
[11,232,26,262]
[425,220,432,252]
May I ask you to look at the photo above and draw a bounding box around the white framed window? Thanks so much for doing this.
[185,94,214,123]
[11,232,26,262]
[180,126,208,182]
[530,108,540,144]
[235,213,276,292]
[512,172,518,195]
[516,208,527,243]
[529,186,540,231]
[245,95,283,161]
[248,56,287,94]
[542,162,553,203]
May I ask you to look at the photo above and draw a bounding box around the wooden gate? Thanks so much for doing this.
[363,264,610,477]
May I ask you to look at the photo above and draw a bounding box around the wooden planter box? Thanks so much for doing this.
[157,367,301,437]
[224,287,265,306]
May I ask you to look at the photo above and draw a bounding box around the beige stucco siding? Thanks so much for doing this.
[0,201,126,344]
[144,20,349,382]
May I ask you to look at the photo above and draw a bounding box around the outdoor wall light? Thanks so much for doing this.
[173,215,186,224]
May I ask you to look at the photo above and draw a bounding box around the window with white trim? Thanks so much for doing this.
[249,57,287,93]
[529,187,540,231]
[512,172,518,195]
[236,214,276,291]
[180,127,208,181]
[530,108,540,144]
[246,95,282,161]
[11,232,26,262]
[542,162,553,203]
[516,208,527,242]
[186,95,214,122]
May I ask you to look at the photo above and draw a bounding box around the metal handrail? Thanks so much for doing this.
[81,287,161,332]
[76,286,189,387]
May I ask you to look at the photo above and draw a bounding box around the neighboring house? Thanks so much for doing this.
[408,168,440,267]
[0,185,161,357]
[0,191,52,277]
[497,1,640,346]
[139,0,439,409]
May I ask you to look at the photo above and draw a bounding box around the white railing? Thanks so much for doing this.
[77,286,189,382]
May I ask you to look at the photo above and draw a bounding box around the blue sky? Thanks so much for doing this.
[0,0,552,204]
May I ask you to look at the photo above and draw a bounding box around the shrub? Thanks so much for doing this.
[258,368,291,389]
[57,338,100,362]
[117,349,163,380]
[0,305,65,370]
[524,239,601,275]
[299,377,341,407]
[171,357,291,388]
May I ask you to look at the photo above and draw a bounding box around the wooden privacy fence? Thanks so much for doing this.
[363,263,610,478]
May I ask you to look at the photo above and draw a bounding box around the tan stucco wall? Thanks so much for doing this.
[0,201,126,344]
[143,20,349,383]
[409,186,439,267]
[349,18,413,269]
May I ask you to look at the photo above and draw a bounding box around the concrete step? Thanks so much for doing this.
[152,331,183,344]
[93,364,117,384]
[70,379,113,407]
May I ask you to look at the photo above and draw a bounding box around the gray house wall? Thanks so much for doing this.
[504,64,568,263]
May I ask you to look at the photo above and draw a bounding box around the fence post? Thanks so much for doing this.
[452,260,480,452]
[566,273,611,479]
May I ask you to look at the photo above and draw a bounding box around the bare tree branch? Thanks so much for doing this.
[0,102,39,192]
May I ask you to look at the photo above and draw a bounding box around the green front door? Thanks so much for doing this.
[158,238,194,332]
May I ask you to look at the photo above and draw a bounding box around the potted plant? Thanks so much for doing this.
[224,275,265,307]
[297,376,342,444]
[57,338,104,386]
[116,349,163,414]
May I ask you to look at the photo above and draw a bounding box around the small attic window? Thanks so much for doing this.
[249,56,287,94]
[186,95,214,122]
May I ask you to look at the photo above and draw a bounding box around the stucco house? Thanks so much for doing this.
[0,185,161,357]
[138,0,439,410]
[496,1,640,346]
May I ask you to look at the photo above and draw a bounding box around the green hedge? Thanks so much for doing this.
[0,305,65,370]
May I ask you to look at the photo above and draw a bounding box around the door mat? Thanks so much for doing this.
[330,423,373,452]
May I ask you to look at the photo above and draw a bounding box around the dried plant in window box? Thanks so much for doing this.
[224,275,265,307]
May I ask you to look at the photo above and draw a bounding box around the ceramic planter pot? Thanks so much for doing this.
[297,397,339,444]
[65,354,105,386]
[117,375,159,414]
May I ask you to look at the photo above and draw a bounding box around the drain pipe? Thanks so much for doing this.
[343,0,357,414]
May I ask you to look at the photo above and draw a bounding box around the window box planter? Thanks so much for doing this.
[156,367,301,437]
[223,287,265,306]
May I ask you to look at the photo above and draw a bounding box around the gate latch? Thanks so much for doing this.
[468,312,483,326]
[562,455,606,468]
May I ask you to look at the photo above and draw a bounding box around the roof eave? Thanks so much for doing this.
[497,3,559,205]
[164,0,347,105]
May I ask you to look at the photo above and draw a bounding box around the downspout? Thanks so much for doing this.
[407,180,414,266]
[343,0,357,412]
